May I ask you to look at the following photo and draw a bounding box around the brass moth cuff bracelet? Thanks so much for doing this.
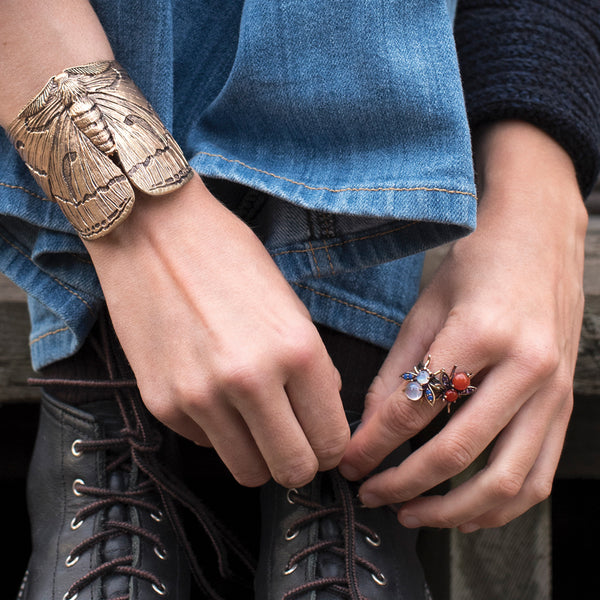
[8,61,192,239]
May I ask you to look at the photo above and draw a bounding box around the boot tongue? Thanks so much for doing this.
[316,473,348,587]
[83,399,135,598]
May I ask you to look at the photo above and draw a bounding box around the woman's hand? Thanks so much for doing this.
[339,121,588,531]
[85,173,349,489]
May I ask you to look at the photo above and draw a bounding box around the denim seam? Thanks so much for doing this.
[0,230,94,313]
[293,283,403,327]
[195,151,478,198]
[0,180,46,201]
[323,244,335,275]
[307,241,322,278]
[30,326,70,346]
[272,221,416,257]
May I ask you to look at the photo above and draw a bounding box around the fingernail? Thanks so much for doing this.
[460,522,480,534]
[358,491,382,508]
[338,462,360,481]
[399,514,421,528]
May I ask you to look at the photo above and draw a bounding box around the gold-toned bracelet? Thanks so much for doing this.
[8,60,192,239]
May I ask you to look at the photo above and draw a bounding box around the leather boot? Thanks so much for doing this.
[255,434,432,600]
[18,391,190,600]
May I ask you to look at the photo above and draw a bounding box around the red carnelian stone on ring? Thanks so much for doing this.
[452,372,471,391]
[444,389,459,403]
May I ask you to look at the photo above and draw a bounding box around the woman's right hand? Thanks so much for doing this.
[85,173,349,488]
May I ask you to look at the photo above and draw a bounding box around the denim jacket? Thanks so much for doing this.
[0,0,476,370]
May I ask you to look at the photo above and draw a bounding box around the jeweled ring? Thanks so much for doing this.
[401,357,477,411]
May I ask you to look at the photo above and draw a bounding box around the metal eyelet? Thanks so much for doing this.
[65,554,79,567]
[286,488,298,504]
[365,532,381,547]
[285,528,299,541]
[70,517,84,530]
[71,439,83,457]
[72,479,85,497]
[152,582,167,596]
[63,592,78,600]
[283,564,298,575]
[154,546,168,560]
[151,510,164,522]
[371,571,387,586]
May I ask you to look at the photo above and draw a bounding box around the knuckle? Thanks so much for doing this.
[434,435,474,473]
[282,327,322,370]
[491,471,524,500]
[273,456,318,489]
[313,429,351,469]
[383,394,425,439]
[220,362,264,398]
[528,477,553,504]
[233,468,271,488]
[513,337,560,380]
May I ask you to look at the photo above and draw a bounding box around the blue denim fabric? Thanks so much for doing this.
[0,0,475,370]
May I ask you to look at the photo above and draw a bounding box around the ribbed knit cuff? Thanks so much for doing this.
[455,0,600,196]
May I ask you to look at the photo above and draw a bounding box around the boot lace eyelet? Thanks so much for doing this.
[72,479,85,496]
[283,563,298,575]
[285,528,299,541]
[154,545,168,560]
[63,592,78,600]
[151,510,164,522]
[152,582,167,596]
[365,532,381,547]
[371,571,387,586]
[70,517,84,530]
[65,554,79,567]
[71,439,83,457]
[286,488,298,504]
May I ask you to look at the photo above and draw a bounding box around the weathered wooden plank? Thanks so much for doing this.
[0,282,37,401]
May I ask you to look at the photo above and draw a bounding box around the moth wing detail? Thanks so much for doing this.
[8,80,63,201]
[48,115,135,239]
[92,72,192,195]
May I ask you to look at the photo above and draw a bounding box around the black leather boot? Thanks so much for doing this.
[18,391,191,600]
[255,445,432,600]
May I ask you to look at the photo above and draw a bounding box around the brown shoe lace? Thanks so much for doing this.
[282,470,387,600]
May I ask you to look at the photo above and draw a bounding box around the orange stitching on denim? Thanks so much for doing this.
[307,241,321,278]
[0,181,46,201]
[272,221,415,258]
[293,283,402,327]
[195,151,478,198]
[30,326,70,345]
[0,231,94,314]
[323,244,335,275]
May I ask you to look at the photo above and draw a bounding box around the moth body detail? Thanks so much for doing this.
[55,72,116,155]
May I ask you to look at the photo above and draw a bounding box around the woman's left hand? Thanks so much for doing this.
[339,121,588,532]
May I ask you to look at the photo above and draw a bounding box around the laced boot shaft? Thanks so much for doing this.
[282,470,388,600]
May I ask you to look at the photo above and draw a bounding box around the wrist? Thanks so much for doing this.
[472,120,587,229]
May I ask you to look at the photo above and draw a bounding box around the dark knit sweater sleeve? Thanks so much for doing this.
[454,0,600,196]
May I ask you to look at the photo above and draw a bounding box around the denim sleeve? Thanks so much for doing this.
[454,0,600,197]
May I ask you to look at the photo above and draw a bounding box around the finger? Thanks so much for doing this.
[188,400,271,487]
[286,350,349,472]
[142,397,212,446]
[360,293,445,423]
[340,336,491,481]
[354,357,546,505]
[394,382,559,527]
[458,395,572,531]
[231,381,320,489]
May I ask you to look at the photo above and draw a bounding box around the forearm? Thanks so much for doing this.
[0,0,113,128]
